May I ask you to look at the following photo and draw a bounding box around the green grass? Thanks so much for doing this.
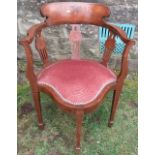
[17,73,137,155]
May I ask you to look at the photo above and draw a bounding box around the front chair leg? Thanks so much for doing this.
[75,110,84,154]
[108,88,122,127]
[32,92,44,129]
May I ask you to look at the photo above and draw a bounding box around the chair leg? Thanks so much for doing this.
[75,110,84,154]
[32,92,44,129]
[108,88,122,127]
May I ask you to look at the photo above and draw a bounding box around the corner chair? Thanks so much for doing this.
[19,2,135,153]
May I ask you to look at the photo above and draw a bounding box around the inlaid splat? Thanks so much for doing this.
[69,25,82,60]
[102,32,116,67]
[35,34,48,65]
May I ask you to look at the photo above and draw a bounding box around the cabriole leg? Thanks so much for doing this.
[32,92,44,129]
[75,110,84,154]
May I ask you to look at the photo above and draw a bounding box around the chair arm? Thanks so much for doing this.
[104,22,134,44]
[100,22,135,68]
[100,22,135,83]
[19,22,47,88]
[19,22,46,45]
[117,41,135,85]
[108,23,136,82]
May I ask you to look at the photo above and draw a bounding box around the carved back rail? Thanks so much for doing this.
[40,2,110,25]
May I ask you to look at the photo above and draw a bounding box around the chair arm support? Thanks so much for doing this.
[100,22,135,84]
[117,41,135,85]
[20,42,37,85]
[100,22,135,67]
[19,22,47,88]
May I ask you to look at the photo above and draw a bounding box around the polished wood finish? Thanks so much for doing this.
[19,2,135,153]
[40,2,110,25]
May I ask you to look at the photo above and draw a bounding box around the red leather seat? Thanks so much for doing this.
[37,60,116,105]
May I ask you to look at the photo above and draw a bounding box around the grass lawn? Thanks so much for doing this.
[17,73,138,155]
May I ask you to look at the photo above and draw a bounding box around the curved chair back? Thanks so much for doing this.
[40,2,110,25]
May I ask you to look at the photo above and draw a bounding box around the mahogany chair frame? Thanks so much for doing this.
[19,2,135,153]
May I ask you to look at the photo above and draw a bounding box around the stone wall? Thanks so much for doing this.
[17,0,138,71]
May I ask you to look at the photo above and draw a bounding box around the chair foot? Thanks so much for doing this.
[38,123,44,130]
[75,147,81,154]
[32,92,44,130]
[108,121,114,128]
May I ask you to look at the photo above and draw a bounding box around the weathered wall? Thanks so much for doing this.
[17,0,138,71]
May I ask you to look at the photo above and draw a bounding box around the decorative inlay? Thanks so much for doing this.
[102,32,116,66]
[35,34,48,65]
[69,25,82,60]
